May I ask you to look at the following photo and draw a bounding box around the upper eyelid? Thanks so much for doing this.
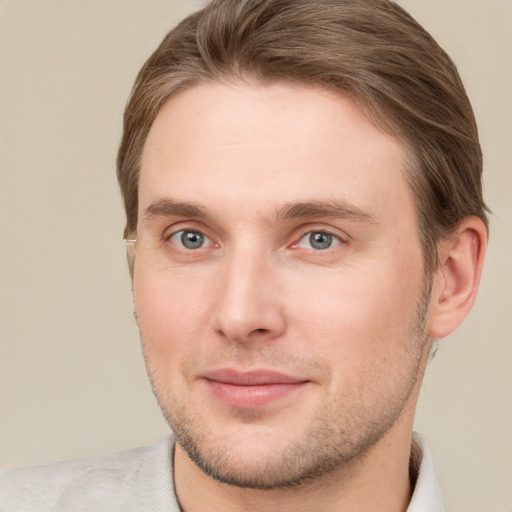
[163,221,216,240]
[165,226,203,238]
[295,224,351,242]
[167,228,209,239]
[299,229,343,240]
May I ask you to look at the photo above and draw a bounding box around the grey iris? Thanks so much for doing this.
[182,231,204,249]
[310,232,332,250]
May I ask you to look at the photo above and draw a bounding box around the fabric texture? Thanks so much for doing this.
[0,432,445,511]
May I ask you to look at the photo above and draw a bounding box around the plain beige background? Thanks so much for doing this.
[0,0,510,510]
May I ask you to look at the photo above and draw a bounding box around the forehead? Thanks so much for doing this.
[139,81,413,226]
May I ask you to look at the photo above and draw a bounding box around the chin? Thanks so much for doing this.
[167,397,405,490]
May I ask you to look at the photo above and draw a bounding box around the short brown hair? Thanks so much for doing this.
[117,0,488,274]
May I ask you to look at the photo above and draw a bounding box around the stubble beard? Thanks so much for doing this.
[142,281,433,490]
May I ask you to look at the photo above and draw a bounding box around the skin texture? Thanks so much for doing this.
[132,82,486,512]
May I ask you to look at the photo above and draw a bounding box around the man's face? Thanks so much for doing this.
[134,82,432,488]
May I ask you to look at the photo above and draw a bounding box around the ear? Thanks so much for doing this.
[428,216,487,339]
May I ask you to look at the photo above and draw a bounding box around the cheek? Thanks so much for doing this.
[133,267,212,362]
[288,256,426,368]
[295,273,416,336]
[289,275,426,411]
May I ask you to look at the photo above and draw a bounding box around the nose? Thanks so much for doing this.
[211,250,287,343]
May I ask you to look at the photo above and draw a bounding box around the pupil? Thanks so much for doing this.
[310,232,332,250]
[182,231,204,249]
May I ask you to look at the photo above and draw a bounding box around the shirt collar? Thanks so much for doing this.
[134,432,446,512]
[407,432,446,512]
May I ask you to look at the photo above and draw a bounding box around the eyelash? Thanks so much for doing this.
[164,227,346,253]
[293,230,344,251]
[166,229,215,250]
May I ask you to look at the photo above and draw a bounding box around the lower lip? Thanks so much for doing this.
[206,380,307,409]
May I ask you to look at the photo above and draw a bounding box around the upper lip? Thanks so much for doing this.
[203,369,309,386]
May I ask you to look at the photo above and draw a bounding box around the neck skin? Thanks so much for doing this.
[173,378,425,512]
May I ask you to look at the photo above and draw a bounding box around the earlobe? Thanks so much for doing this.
[428,217,487,339]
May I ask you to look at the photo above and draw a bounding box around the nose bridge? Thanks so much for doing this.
[212,243,285,342]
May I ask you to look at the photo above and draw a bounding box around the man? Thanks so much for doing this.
[0,0,488,510]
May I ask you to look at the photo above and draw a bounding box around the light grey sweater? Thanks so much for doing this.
[0,433,445,511]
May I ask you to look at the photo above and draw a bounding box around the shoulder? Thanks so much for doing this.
[0,437,175,512]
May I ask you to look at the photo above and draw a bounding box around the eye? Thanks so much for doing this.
[168,229,211,250]
[296,231,342,251]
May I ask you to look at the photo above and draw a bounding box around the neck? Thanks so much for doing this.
[173,423,414,512]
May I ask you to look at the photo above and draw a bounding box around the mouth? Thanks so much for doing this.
[202,369,310,409]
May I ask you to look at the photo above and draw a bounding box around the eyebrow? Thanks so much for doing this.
[278,200,377,224]
[143,199,208,221]
[142,198,376,225]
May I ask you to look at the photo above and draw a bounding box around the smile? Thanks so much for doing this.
[203,369,310,409]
